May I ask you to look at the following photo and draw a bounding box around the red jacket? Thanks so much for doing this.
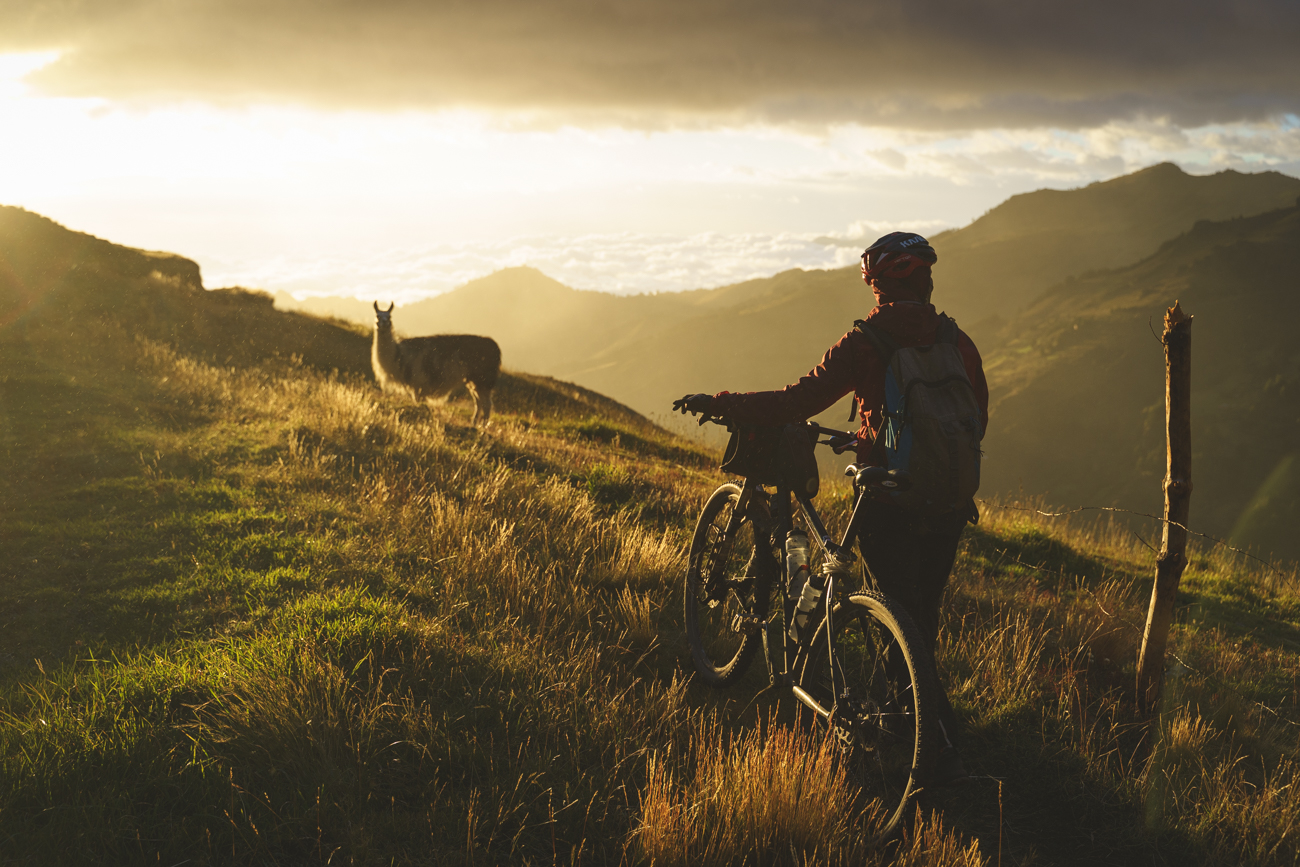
[711,302,989,464]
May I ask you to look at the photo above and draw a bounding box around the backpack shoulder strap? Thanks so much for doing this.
[934,313,960,346]
[853,318,898,365]
[851,318,899,438]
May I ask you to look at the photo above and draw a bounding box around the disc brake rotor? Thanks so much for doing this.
[832,692,884,750]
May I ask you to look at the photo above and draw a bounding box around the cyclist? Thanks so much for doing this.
[674,231,987,786]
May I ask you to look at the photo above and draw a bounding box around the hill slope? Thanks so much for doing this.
[981,199,1300,560]
[6,208,1300,864]
[280,264,874,437]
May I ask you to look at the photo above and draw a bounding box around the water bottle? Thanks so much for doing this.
[785,530,810,590]
[785,531,820,642]
[789,576,823,643]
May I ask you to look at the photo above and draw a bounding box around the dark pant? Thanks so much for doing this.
[856,499,966,748]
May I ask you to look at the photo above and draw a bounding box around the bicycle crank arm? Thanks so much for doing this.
[762,621,791,686]
[790,685,831,720]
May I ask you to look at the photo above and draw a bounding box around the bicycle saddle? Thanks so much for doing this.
[845,464,913,492]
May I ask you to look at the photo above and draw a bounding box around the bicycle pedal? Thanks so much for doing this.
[730,613,765,635]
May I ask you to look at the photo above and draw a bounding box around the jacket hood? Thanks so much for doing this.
[864,301,941,345]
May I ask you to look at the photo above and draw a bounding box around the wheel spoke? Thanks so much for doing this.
[684,484,773,688]
[795,593,939,842]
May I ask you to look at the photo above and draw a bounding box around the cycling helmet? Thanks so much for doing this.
[860,232,938,283]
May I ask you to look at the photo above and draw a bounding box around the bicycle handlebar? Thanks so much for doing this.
[688,413,859,452]
[805,421,856,439]
[805,422,859,455]
[692,414,911,491]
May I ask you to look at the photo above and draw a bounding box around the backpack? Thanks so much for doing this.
[854,314,983,515]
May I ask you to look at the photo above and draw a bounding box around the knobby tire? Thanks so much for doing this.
[684,483,776,688]
[795,590,940,843]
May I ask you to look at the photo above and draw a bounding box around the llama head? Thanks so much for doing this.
[373,301,395,330]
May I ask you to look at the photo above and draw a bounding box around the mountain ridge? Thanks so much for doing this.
[981,198,1300,559]
[276,162,1300,361]
[928,162,1300,338]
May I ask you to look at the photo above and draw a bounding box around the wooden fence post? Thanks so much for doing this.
[1137,300,1194,711]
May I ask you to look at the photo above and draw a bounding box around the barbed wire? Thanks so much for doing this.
[977,499,1293,578]
[1167,650,1300,730]
[973,498,1300,732]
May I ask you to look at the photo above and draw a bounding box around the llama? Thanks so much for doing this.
[371,301,501,424]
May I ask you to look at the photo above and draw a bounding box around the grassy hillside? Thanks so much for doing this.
[6,209,1300,865]
[275,264,866,434]
[981,200,1300,562]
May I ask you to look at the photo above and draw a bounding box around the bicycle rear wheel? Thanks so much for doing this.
[684,483,775,688]
[794,591,939,842]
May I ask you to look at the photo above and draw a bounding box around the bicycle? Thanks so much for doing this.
[681,414,941,842]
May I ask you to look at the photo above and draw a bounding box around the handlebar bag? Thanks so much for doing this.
[720,423,820,497]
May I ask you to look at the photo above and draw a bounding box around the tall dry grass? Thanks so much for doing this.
[6,315,1300,864]
[3,334,716,864]
[635,722,985,867]
[929,497,1300,864]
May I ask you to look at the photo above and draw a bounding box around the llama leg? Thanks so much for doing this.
[464,381,481,424]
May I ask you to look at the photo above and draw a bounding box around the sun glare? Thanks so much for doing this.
[0,51,59,83]
[2,45,1299,299]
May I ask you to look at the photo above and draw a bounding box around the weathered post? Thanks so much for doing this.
[1137,300,1194,711]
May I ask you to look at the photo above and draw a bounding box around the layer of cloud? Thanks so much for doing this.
[3,0,1298,129]
[203,230,899,303]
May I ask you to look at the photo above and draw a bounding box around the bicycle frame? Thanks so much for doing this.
[684,417,934,840]
[696,415,916,716]
[732,453,884,720]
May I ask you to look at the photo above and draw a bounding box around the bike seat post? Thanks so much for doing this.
[839,486,876,552]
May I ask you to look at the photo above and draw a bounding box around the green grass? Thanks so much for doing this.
[1,322,703,863]
[4,246,1300,864]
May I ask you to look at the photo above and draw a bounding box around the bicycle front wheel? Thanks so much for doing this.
[794,591,939,842]
[684,483,775,688]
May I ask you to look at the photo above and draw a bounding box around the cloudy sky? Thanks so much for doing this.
[2,0,1298,299]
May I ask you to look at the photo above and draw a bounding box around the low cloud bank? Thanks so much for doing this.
[202,228,946,302]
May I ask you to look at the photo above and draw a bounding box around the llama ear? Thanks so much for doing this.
[373,301,380,313]
[386,302,395,313]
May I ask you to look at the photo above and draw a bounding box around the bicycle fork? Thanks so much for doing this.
[722,479,770,637]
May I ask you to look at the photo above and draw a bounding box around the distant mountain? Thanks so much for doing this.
[927,163,1300,344]
[317,265,869,435]
[980,198,1300,561]
[279,166,1300,440]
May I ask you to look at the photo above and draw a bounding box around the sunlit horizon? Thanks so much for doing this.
[3,50,1299,300]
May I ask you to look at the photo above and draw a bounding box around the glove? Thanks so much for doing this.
[672,393,714,421]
